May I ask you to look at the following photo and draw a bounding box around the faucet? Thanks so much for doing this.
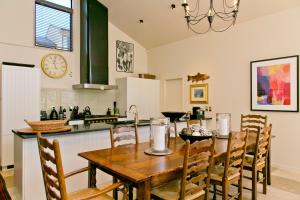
[129,105,139,125]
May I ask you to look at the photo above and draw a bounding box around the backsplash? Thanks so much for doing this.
[41,88,116,117]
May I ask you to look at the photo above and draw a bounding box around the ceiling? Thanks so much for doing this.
[99,0,300,49]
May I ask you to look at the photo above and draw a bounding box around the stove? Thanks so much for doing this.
[84,115,118,124]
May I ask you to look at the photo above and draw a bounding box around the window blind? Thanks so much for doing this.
[35,0,73,51]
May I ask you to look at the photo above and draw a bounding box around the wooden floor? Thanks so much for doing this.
[2,167,300,200]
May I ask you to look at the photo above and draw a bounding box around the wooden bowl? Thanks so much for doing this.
[24,119,67,131]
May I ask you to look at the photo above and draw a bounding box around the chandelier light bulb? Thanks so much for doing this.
[208,8,213,17]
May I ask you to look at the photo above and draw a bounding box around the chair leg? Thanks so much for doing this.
[128,184,133,200]
[238,177,243,200]
[267,143,271,185]
[252,169,257,200]
[213,184,217,200]
[113,177,118,200]
[263,166,267,194]
[222,182,228,200]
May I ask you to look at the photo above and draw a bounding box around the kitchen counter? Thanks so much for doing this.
[13,121,151,200]
[13,121,150,139]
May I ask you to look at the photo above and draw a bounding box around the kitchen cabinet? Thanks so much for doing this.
[14,125,150,200]
[116,77,160,120]
[0,63,40,168]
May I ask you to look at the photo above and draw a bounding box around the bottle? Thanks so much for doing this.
[50,107,58,120]
[63,108,67,119]
[106,108,111,116]
[113,102,120,116]
[58,106,64,120]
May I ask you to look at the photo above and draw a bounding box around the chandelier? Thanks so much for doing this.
[181,0,241,34]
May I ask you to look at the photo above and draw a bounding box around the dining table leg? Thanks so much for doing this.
[88,162,97,188]
[137,179,151,200]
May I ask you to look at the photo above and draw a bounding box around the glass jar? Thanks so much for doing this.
[216,113,231,136]
[150,117,170,152]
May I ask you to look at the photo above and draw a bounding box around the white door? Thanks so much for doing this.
[164,78,183,111]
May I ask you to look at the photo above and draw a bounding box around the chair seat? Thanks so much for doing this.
[211,165,240,182]
[244,154,265,169]
[151,179,205,200]
[68,188,113,200]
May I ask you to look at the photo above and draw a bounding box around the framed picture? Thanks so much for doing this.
[116,40,134,73]
[251,55,299,112]
[190,84,208,104]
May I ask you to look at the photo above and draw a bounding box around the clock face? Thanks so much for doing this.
[41,54,68,78]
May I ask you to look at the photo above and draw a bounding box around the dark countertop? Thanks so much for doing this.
[13,121,150,139]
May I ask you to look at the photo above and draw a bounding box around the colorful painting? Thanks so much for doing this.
[251,56,299,112]
[257,64,290,105]
[190,84,208,104]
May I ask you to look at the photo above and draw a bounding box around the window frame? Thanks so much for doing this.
[35,0,73,51]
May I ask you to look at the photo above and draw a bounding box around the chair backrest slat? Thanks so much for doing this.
[110,125,139,148]
[253,125,272,165]
[224,131,248,180]
[179,137,215,200]
[241,114,267,133]
[37,133,67,200]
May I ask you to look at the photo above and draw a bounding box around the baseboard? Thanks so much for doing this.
[272,162,300,174]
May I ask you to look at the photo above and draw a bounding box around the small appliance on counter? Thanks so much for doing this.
[49,107,58,120]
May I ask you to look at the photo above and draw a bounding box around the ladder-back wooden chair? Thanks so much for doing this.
[151,137,216,200]
[243,124,272,200]
[110,126,138,200]
[37,133,128,200]
[211,131,248,200]
[0,173,11,200]
[240,114,271,185]
[110,126,139,148]
[187,119,203,129]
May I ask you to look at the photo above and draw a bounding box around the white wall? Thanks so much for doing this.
[148,7,300,171]
[0,0,148,114]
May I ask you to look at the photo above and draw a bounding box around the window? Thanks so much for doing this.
[35,0,73,51]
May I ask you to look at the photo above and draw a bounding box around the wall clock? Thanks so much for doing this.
[41,54,68,78]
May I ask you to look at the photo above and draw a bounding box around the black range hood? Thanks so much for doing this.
[73,0,117,90]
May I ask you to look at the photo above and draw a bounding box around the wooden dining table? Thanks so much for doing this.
[79,134,258,200]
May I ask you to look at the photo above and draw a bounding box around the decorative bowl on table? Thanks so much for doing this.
[161,112,186,122]
[24,119,67,131]
[179,127,213,144]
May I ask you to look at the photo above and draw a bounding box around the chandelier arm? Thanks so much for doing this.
[188,23,211,34]
[222,0,240,15]
[212,6,237,18]
[213,13,235,21]
[224,0,238,9]
[188,0,200,13]
[188,14,207,23]
[210,20,234,32]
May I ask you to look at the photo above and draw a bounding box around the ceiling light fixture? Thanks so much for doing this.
[181,0,240,34]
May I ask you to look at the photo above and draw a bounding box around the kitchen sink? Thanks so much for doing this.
[106,119,150,126]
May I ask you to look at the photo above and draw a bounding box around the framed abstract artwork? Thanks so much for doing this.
[190,84,208,104]
[116,40,134,73]
[251,55,299,112]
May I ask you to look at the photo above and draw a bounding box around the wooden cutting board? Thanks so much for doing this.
[17,126,72,134]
